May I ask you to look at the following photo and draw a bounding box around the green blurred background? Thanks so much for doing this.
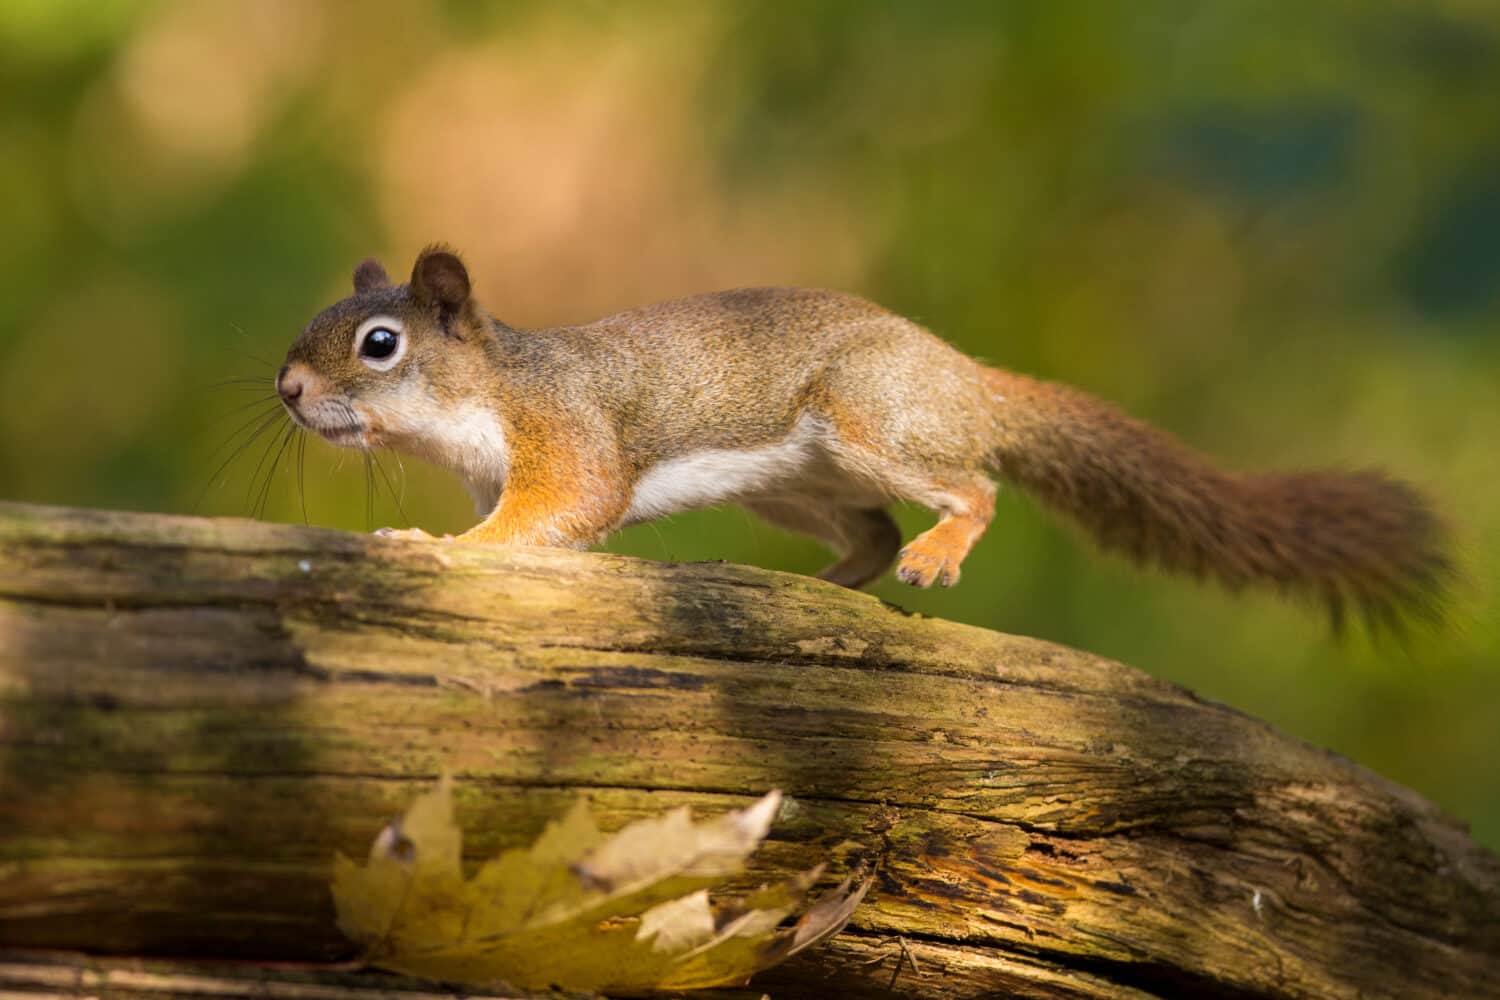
[2,1,1496,847]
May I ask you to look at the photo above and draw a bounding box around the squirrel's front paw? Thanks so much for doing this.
[374,527,452,543]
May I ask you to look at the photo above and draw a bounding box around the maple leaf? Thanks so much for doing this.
[331,776,870,995]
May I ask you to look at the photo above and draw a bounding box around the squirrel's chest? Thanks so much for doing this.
[405,403,510,513]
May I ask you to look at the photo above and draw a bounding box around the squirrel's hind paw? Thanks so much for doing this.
[896,543,961,588]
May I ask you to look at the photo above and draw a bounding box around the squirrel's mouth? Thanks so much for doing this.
[317,425,369,447]
[283,398,370,448]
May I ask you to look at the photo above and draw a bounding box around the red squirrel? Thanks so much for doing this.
[277,246,1450,624]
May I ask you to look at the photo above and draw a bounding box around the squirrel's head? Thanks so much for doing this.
[278,245,494,451]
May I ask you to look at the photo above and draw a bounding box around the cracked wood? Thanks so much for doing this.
[0,502,1497,999]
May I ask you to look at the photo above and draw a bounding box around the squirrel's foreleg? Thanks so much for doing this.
[457,444,627,550]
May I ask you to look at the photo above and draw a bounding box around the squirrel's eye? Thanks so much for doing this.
[360,327,399,360]
[353,316,405,371]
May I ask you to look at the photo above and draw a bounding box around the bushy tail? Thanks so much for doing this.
[984,369,1453,628]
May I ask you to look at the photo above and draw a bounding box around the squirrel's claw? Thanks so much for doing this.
[895,545,961,588]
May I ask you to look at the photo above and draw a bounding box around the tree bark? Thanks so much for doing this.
[0,501,1496,999]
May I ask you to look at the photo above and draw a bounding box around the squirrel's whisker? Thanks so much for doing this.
[246,417,295,518]
[193,404,287,515]
[295,429,309,526]
[227,323,279,372]
[211,394,283,423]
[256,422,299,521]
[361,452,376,532]
[211,377,277,391]
[369,449,410,528]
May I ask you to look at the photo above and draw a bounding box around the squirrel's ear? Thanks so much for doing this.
[353,258,391,294]
[410,245,472,324]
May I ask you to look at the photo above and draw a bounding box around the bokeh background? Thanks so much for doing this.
[2,1,1497,848]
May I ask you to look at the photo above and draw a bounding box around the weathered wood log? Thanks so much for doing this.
[0,502,1496,999]
[0,955,537,1000]
[0,953,766,1000]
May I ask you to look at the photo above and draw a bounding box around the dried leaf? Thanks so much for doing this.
[331,776,871,995]
[637,890,715,954]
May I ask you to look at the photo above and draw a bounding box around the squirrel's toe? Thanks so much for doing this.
[375,527,440,543]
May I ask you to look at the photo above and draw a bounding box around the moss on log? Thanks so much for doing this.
[0,502,1496,999]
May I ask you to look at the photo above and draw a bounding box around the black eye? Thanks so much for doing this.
[361,327,399,360]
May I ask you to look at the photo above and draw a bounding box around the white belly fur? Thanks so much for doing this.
[624,414,827,524]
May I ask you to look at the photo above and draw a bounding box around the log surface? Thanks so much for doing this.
[0,502,1496,999]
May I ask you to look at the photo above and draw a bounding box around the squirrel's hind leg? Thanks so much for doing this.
[816,420,997,588]
[891,475,996,588]
[810,345,1000,588]
[743,499,901,589]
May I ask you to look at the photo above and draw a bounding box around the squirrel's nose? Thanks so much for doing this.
[277,365,305,403]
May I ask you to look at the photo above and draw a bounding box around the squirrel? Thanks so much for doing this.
[277,245,1451,625]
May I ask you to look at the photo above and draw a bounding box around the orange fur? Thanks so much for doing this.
[459,452,627,548]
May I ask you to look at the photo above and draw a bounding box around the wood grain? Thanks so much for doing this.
[1,502,1496,999]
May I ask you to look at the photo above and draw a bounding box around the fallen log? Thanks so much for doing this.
[0,502,1496,999]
